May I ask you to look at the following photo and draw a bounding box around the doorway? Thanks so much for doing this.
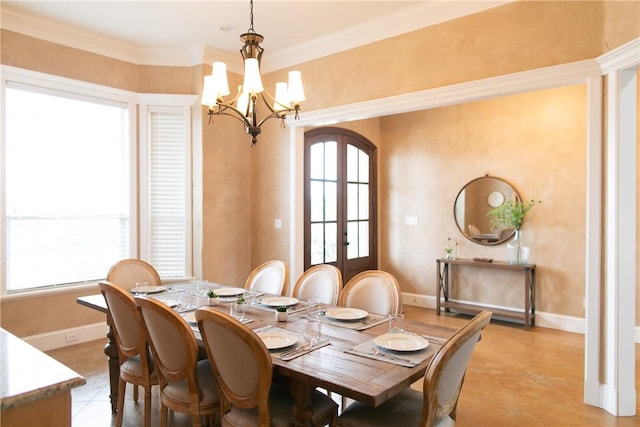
[303,128,377,283]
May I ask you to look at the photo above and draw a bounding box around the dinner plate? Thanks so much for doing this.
[257,331,298,350]
[324,307,368,321]
[374,333,429,352]
[261,296,299,307]
[214,287,245,297]
[133,285,166,294]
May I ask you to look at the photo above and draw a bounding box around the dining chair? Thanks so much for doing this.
[99,281,158,427]
[134,296,220,427]
[244,260,289,296]
[195,307,338,427]
[337,310,493,427]
[338,270,402,316]
[292,264,343,305]
[107,258,161,290]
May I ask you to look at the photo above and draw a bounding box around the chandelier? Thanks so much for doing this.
[201,0,305,146]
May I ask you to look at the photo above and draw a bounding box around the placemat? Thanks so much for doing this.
[313,312,389,331]
[345,335,442,368]
[253,326,330,361]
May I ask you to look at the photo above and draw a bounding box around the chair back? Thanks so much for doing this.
[134,297,199,387]
[99,281,148,362]
[107,258,161,290]
[244,260,288,296]
[420,311,492,426]
[292,264,343,305]
[339,270,402,315]
[196,308,273,425]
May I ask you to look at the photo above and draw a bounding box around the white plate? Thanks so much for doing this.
[257,331,298,350]
[214,287,245,297]
[324,307,368,321]
[374,333,429,352]
[133,285,166,294]
[261,297,299,307]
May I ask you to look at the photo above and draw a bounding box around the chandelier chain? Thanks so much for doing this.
[248,0,255,34]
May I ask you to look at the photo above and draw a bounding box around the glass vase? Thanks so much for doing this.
[507,229,522,264]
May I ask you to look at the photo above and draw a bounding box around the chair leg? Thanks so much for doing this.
[143,386,152,427]
[115,378,126,427]
[160,404,168,427]
[133,384,139,402]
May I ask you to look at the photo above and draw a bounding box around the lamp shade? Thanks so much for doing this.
[273,82,290,111]
[201,75,217,107]
[287,71,305,103]
[211,62,230,97]
[242,58,264,94]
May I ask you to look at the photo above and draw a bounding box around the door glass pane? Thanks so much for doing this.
[359,184,369,219]
[347,221,358,259]
[325,182,337,222]
[347,183,358,221]
[310,223,324,265]
[359,221,369,257]
[310,143,324,179]
[347,144,358,181]
[358,150,369,183]
[325,140,337,180]
[310,180,324,222]
[325,222,337,263]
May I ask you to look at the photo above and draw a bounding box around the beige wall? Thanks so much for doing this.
[0,0,638,338]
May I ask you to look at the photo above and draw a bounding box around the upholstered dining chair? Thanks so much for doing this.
[134,297,220,427]
[99,281,158,427]
[244,260,289,296]
[292,264,343,305]
[107,258,161,291]
[337,310,492,427]
[195,307,338,427]
[338,270,402,316]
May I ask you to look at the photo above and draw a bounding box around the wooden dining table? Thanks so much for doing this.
[77,282,457,426]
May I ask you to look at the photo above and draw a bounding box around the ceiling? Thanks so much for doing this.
[1,1,510,72]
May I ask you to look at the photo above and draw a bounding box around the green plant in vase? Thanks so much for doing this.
[488,199,540,264]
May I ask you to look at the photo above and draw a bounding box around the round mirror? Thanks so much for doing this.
[454,176,521,245]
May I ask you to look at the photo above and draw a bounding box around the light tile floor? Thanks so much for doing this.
[46,306,639,426]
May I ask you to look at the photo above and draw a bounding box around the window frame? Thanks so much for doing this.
[0,66,196,297]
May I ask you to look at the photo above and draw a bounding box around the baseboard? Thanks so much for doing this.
[22,322,107,351]
[402,292,639,342]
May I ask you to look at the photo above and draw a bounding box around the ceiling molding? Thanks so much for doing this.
[2,1,512,70]
[597,38,640,74]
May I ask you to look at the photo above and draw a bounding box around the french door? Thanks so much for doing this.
[304,128,377,283]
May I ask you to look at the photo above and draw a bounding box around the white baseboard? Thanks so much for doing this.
[402,292,640,342]
[22,321,107,351]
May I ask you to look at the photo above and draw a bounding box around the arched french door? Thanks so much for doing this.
[304,128,377,283]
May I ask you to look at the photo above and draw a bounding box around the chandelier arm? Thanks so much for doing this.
[210,105,252,128]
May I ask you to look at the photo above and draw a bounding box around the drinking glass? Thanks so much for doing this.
[307,299,321,318]
[178,292,192,311]
[388,313,404,334]
[231,301,246,321]
[303,319,321,346]
[135,281,149,296]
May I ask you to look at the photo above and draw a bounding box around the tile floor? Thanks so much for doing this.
[46,306,639,426]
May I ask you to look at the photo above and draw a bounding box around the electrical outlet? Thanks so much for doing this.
[65,332,79,342]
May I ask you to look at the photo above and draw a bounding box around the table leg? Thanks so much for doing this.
[104,312,120,413]
[290,380,313,427]
[436,260,442,315]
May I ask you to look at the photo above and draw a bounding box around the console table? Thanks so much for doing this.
[436,258,536,329]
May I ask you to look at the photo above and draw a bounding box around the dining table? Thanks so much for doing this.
[77,281,457,427]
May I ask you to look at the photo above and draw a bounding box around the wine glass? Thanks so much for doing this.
[135,281,149,296]
[307,298,321,318]
[303,319,321,347]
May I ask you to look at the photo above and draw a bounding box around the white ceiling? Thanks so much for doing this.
[1,1,510,72]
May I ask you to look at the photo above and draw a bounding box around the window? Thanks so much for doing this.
[1,67,194,294]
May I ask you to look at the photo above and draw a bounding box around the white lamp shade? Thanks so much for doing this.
[211,61,230,97]
[273,82,290,111]
[236,90,251,117]
[201,75,217,106]
[243,58,264,94]
[287,71,305,103]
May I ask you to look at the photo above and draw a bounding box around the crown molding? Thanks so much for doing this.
[597,38,640,74]
[2,1,512,69]
[292,59,602,127]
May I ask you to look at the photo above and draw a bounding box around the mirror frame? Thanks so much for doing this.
[453,175,521,246]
